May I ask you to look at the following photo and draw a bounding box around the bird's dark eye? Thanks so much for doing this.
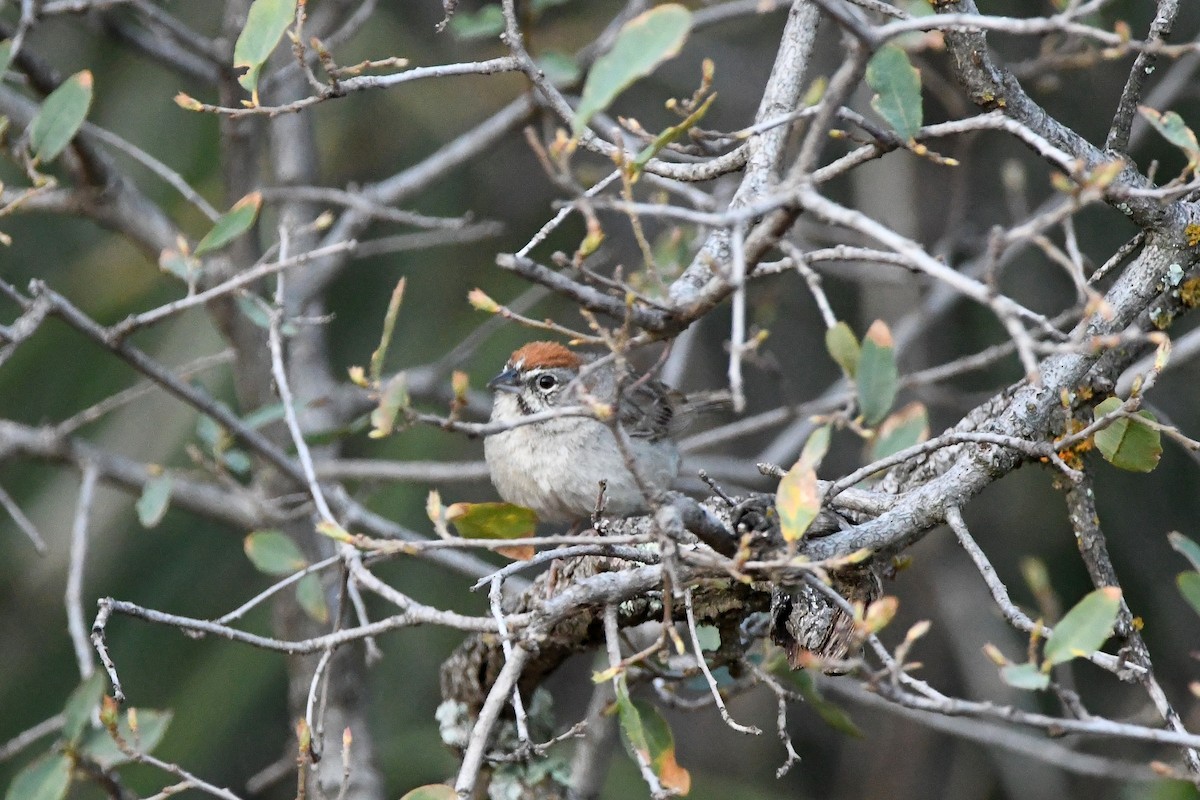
[535,374,558,391]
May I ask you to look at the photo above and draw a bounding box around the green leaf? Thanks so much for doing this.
[631,92,716,174]
[651,227,692,277]
[135,472,172,528]
[776,457,820,543]
[221,448,252,477]
[5,752,71,800]
[1000,662,1050,690]
[856,319,898,427]
[629,700,691,794]
[29,70,94,163]
[398,787,457,800]
[194,192,262,256]
[295,574,329,624]
[784,668,863,737]
[62,672,107,744]
[368,372,409,439]
[243,530,308,576]
[800,423,831,468]
[195,414,224,450]
[614,681,690,795]
[235,294,273,329]
[158,250,201,282]
[531,0,574,13]
[695,625,720,652]
[866,45,922,141]
[1042,586,1121,667]
[446,502,538,539]
[242,402,286,430]
[1139,106,1200,173]
[614,678,646,752]
[77,708,172,768]
[869,402,929,462]
[233,293,296,335]
[825,321,860,378]
[1092,397,1162,473]
[448,5,504,40]
[234,0,297,99]
[572,4,692,135]
[777,426,831,542]
[370,278,406,385]
[1170,532,1200,572]
[1177,572,1200,618]
[0,40,14,77]
[537,51,581,87]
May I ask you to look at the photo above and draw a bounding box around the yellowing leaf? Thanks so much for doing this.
[825,321,860,378]
[776,458,820,543]
[573,5,692,135]
[636,699,691,794]
[244,530,308,576]
[295,574,329,624]
[30,70,94,162]
[0,40,13,77]
[614,686,691,795]
[316,520,353,543]
[446,502,538,539]
[496,544,535,561]
[195,192,262,256]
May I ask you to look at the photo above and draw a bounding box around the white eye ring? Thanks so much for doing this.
[535,374,557,391]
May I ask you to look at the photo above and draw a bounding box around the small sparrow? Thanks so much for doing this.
[484,341,681,523]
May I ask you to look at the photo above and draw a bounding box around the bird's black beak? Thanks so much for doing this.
[487,367,523,394]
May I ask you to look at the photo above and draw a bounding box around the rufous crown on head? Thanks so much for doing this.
[508,341,582,371]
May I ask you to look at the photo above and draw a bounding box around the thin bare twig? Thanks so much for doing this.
[683,589,760,735]
[66,464,100,680]
[0,482,47,554]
